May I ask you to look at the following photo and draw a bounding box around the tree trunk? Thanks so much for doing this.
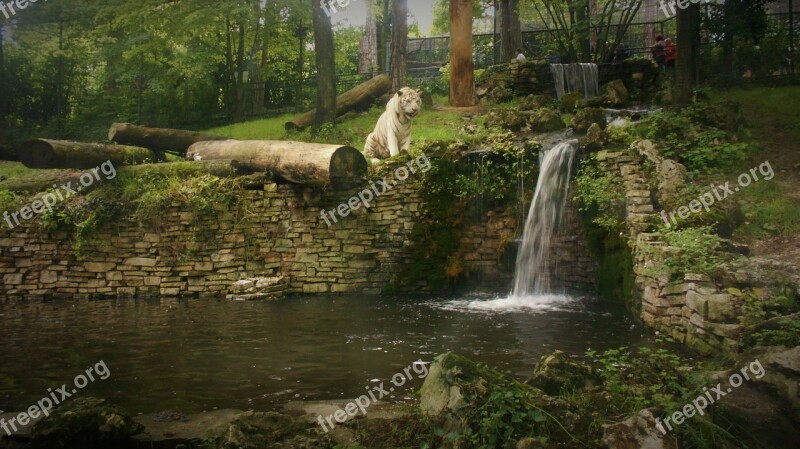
[312,0,337,131]
[450,0,475,107]
[17,139,165,170]
[285,74,392,130]
[675,5,701,105]
[0,170,83,193]
[185,140,367,190]
[499,0,523,62]
[390,0,408,91]
[360,6,380,75]
[108,123,229,155]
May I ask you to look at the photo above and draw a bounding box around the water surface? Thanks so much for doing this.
[0,294,646,414]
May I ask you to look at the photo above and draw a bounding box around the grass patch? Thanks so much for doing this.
[206,106,465,151]
[0,162,47,181]
[736,179,800,237]
[715,86,800,141]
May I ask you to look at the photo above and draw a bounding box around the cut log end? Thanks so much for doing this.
[329,146,368,190]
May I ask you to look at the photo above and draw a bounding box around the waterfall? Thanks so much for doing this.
[550,63,598,99]
[550,64,566,100]
[511,141,577,298]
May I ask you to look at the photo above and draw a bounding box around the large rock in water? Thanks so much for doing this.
[30,397,143,449]
[529,108,565,133]
[571,108,607,133]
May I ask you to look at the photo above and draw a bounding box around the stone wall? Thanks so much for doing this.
[0,169,599,299]
[597,145,744,354]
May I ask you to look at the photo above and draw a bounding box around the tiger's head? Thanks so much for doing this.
[395,87,422,119]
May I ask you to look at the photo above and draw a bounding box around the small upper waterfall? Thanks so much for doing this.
[510,140,578,298]
[550,63,599,100]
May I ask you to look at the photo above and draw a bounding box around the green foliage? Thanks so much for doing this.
[635,100,755,174]
[36,170,244,259]
[586,342,738,449]
[454,130,540,205]
[573,155,626,233]
[587,344,689,413]
[740,290,800,348]
[642,226,729,281]
[0,190,21,220]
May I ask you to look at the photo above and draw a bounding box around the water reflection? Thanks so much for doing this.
[0,294,646,413]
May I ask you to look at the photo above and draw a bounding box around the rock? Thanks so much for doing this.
[490,87,515,104]
[559,92,582,112]
[226,276,287,301]
[519,94,555,112]
[527,350,600,395]
[721,257,800,296]
[200,411,334,449]
[749,346,800,419]
[571,107,607,133]
[485,108,527,132]
[581,123,606,152]
[30,397,144,449]
[601,408,678,449]
[528,108,565,133]
[419,354,468,416]
[657,159,688,206]
[600,80,630,107]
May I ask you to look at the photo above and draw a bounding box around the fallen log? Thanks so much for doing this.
[17,139,165,170]
[0,170,83,193]
[0,161,246,194]
[285,74,392,131]
[186,140,367,190]
[0,144,17,161]
[117,160,248,179]
[108,123,229,155]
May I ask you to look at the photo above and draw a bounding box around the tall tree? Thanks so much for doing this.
[312,0,336,130]
[675,4,700,105]
[499,0,522,62]
[450,0,475,106]
[360,4,380,76]
[390,0,408,91]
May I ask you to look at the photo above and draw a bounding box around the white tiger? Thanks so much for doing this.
[364,87,422,160]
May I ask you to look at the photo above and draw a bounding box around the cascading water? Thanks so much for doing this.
[510,140,577,298]
[550,64,566,100]
[550,63,598,99]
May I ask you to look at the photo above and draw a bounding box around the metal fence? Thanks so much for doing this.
[258,6,797,114]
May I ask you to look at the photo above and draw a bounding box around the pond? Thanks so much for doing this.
[0,294,647,414]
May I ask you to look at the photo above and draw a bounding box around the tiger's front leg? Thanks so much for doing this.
[387,127,400,157]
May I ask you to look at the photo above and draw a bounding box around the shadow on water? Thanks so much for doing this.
[0,294,646,414]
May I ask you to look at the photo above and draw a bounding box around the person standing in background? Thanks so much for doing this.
[664,38,677,69]
[651,35,666,69]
